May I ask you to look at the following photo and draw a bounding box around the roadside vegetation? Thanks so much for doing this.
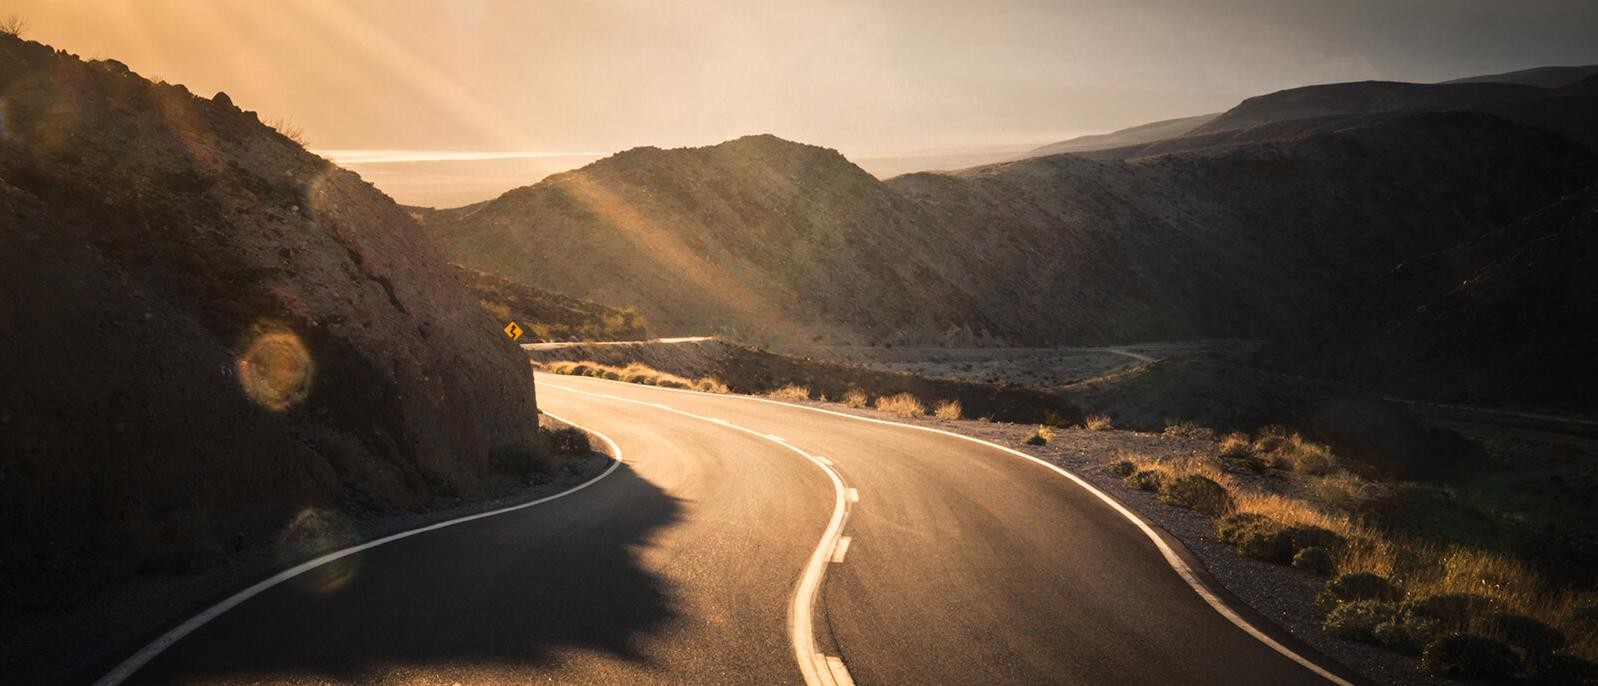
[1099,425,1598,681]
[539,360,728,393]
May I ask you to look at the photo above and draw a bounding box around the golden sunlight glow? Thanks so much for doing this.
[237,330,314,411]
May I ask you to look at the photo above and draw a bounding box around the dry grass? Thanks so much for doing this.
[1118,445,1598,660]
[767,384,811,401]
[1083,414,1113,431]
[841,389,869,408]
[541,359,705,390]
[933,399,962,421]
[875,393,926,417]
[1163,419,1218,441]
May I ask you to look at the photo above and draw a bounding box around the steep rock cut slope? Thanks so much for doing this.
[0,36,540,593]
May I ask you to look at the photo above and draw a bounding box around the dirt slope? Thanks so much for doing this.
[0,36,539,601]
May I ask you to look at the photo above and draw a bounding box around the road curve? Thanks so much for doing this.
[104,371,1356,685]
[539,374,1356,686]
[110,404,836,684]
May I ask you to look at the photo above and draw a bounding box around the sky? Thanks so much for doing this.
[11,0,1598,159]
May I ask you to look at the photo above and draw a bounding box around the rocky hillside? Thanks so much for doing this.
[0,35,540,598]
[1025,113,1218,157]
[428,110,1596,346]
[1256,183,1598,414]
[451,264,650,341]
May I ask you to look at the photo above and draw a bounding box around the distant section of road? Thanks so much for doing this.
[522,336,714,351]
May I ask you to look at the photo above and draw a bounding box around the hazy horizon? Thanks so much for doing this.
[14,0,1598,157]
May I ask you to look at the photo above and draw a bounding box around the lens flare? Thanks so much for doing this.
[236,331,313,411]
[277,508,359,594]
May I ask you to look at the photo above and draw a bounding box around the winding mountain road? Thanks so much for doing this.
[104,372,1358,685]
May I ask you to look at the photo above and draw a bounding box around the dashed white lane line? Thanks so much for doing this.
[538,375,1354,686]
[95,411,624,686]
[846,488,860,503]
[543,383,853,686]
[831,536,853,563]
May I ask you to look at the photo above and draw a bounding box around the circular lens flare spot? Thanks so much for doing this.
[277,508,359,594]
[237,331,313,411]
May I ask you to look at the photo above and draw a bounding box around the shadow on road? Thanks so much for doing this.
[125,463,683,683]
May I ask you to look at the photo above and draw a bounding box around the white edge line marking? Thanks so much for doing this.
[826,655,857,686]
[94,411,623,686]
[538,374,1353,686]
[831,536,852,563]
[541,382,849,686]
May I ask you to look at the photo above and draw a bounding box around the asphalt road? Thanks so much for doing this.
[105,372,1353,685]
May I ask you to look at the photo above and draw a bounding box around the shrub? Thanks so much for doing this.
[1294,547,1336,575]
[694,377,729,393]
[1083,414,1113,431]
[1420,633,1520,679]
[1482,612,1565,655]
[1324,600,1397,641]
[1025,425,1055,446]
[1219,432,1253,458]
[1316,572,1403,611]
[541,427,592,456]
[875,393,925,417]
[841,389,869,408]
[1404,593,1496,632]
[1163,419,1217,441]
[1290,526,1346,553]
[1252,425,1293,454]
[1374,620,1426,654]
[1525,653,1598,686]
[1218,513,1293,562]
[1108,459,1137,478]
[769,384,811,401]
[933,399,962,421]
[1159,474,1235,515]
[1126,469,1163,492]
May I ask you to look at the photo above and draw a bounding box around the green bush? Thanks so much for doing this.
[1525,653,1598,686]
[1293,547,1336,575]
[1405,593,1496,631]
[1483,612,1565,656]
[1324,600,1397,641]
[1420,633,1520,679]
[541,426,592,456]
[1218,513,1293,562]
[1159,474,1235,515]
[1315,572,1403,611]
[1371,593,1498,654]
[1374,620,1426,654]
[1108,459,1137,478]
[1125,469,1164,492]
[1217,514,1341,564]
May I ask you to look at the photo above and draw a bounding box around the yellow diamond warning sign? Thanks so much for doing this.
[503,321,523,341]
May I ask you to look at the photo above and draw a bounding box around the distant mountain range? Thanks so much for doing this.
[423,65,1598,411]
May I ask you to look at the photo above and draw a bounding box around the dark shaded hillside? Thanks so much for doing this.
[429,111,1597,347]
[1256,184,1598,414]
[1025,113,1218,157]
[0,36,540,600]
[1187,81,1545,136]
[1444,65,1598,89]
